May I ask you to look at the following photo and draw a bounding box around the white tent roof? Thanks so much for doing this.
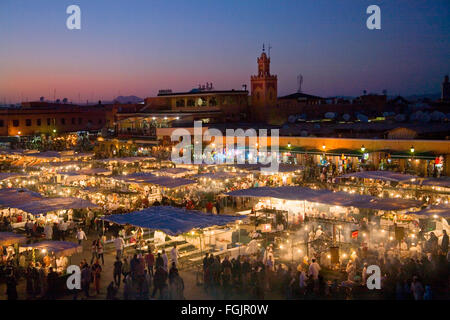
[337,171,418,182]
[416,178,450,188]
[0,188,99,215]
[78,167,112,176]
[226,186,422,211]
[25,151,62,159]
[114,172,196,188]
[408,203,450,217]
[0,172,27,181]
[97,157,155,164]
[230,163,303,173]
[193,172,248,181]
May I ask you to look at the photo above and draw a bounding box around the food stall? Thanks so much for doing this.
[101,206,245,262]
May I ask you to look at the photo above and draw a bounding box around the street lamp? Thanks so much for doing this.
[287,142,291,148]
[361,145,366,152]
[322,144,326,150]
[410,146,415,153]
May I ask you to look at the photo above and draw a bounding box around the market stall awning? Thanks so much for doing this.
[155,167,193,177]
[115,173,196,188]
[226,186,422,211]
[0,172,27,181]
[20,241,82,257]
[78,167,112,176]
[96,156,156,164]
[101,206,243,235]
[229,163,303,173]
[0,232,27,246]
[0,188,99,215]
[408,204,450,217]
[337,171,419,182]
[44,160,86,168]
[418,178,450,189]
[0,149,24,156]
[25,151,62,159]
[193,171,248,181]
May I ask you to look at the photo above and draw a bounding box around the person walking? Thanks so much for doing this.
[113,256,123,287]
[122,257,130,278]
[97,239,104,265]
[123,274,133,300]
[81,263,91,298]
[6,274,18,300]
[171,245,180,267]
[46,267,58,300]
[90,239,98,264]
[411,276,424,300]
[141,269,150,300]
[162,249,169,272]
[222,256,232,299]
[114,235,125,259]
[308,258,321,292]
[130,254,140,281]
[441,230,449,256]
[152,266,168,299]
[169,263,184,300]
[76,228,87,245]
[145,249,155,276]
[91,259,102,295]
[155,252,164,270]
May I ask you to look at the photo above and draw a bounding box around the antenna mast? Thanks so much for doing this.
[297,74,303,93]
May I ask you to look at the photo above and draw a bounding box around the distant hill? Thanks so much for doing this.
[404,93,441,102]
[329,93,442,102]
[113,95,144,104]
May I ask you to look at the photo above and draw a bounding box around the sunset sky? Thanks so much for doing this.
[0,0,449,103]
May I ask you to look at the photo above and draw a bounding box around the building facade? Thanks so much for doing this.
[0,102,109,136]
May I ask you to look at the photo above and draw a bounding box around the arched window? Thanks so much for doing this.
[176,99,185,107]
[187,99,195,107]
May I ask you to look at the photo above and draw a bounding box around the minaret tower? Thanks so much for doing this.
[250,45,278,121]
